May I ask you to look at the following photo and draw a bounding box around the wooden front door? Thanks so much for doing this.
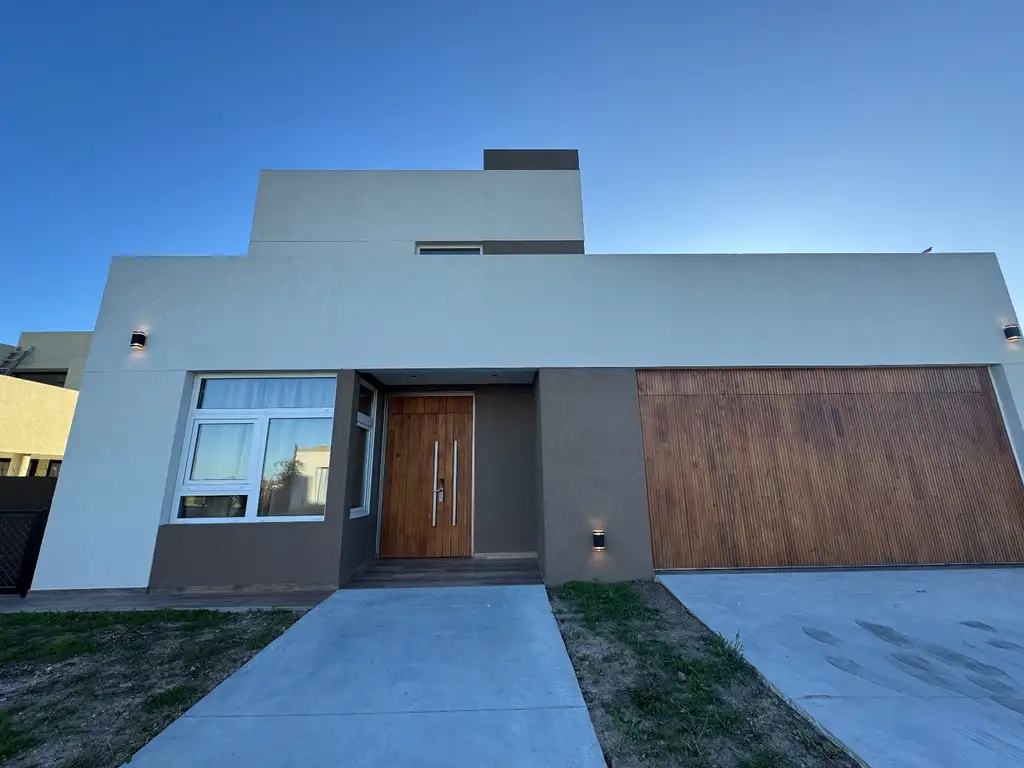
[379,396,473,558]
[638,367,1024,569]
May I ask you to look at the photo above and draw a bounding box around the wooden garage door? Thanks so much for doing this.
[638,368,1024,569]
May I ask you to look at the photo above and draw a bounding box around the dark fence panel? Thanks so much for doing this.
[0,477,57,596]
[0,476,58,512]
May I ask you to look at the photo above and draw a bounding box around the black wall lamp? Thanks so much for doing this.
[130,330,147,349]
[1004,324,1022,343]
[592,529,606,551]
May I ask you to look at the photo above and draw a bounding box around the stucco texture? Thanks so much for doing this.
[0,376,77,457]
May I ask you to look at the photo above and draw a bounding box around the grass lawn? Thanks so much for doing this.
[0,608,302,767]
[551,581,861,768]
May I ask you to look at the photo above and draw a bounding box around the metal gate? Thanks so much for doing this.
[0,510,48,596]
[0,476,57,596]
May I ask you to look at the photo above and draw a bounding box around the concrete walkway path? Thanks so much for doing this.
[661,568,1024,768]
[128,585,604,767]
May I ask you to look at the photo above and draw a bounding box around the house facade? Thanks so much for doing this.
[30,149,1024,592]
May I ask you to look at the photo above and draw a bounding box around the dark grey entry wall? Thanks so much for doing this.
[148,371,357,590]
[474,387,538,554]
[535,368,654,584]
[338,374,386,582]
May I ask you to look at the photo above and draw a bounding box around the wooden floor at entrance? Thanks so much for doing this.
[346,558,542,588]
[379,396,473,558]
[638,367,1024,569]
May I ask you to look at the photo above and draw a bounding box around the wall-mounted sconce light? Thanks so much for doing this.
[1004,324,1022,343]
[592,529,606,551]
[130,330,147,349]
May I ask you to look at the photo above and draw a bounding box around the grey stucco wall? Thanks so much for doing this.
[473,387,537,554]
[536,368,654,584]
[990,365,1024,482]
[147,371,356,589]
[249,170,584,246]
[16,331,92,391]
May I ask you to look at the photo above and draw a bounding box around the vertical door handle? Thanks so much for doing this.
[452,440,459,526]
[431,440,439,527]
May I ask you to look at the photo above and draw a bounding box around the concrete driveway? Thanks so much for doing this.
[660,569,1024,768]
[128,585,604,767]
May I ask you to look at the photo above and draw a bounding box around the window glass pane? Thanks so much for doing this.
[190,423,253,480]
[263,377,336,409]
[258,418,333,517]
[417,245,482,255]
[358,384,375,418]
[0,459,10,476]
[351,426,369,509]
[199,378,264,409]
[47,460,62,478]
[179,495,247,519]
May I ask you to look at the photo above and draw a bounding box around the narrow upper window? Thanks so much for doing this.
[416,244,482,255]
[350,381,377,519]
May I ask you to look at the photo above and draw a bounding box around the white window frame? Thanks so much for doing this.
[416,243,483,255]
[173,373,336,524]
[350,379,377,519]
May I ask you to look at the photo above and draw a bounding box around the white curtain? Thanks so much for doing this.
[191,423,253,480]
[263,377,336,408]
[200,377,336,409]
[199,378,264,409]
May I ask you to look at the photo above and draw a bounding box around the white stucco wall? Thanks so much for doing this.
[249,170,585,245]
[31,370,190,590]
[32,248,1023,590]
[88,250,1020,371]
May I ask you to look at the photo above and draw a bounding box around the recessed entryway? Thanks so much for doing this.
[379,395,473,558]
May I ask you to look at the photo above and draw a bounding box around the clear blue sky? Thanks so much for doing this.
[2,0,1022,344]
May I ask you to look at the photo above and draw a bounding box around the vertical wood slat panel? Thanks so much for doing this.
[639,368,1024,569]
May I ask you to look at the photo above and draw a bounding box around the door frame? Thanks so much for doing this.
[374,392,476,558]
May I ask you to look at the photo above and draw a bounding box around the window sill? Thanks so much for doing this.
[171,515,326,525]
[349,508,371,519]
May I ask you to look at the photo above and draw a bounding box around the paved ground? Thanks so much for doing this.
[0,589,331,612]
[660,568,1024,768]
[128,585,604,767]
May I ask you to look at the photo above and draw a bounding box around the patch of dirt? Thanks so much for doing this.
[0,609,301,767]
[550,581,861,768]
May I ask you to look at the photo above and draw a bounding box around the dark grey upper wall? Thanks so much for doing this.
[535,368,653,584]
[482,240,584,255]
[474,387,538,554]
[148,371,356,589]
[483,149,579,171]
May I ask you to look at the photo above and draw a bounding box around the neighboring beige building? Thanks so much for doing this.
[0,331,91,477]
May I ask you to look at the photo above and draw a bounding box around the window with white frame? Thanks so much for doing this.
[350,381,377,518]
[175,375,337,522]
